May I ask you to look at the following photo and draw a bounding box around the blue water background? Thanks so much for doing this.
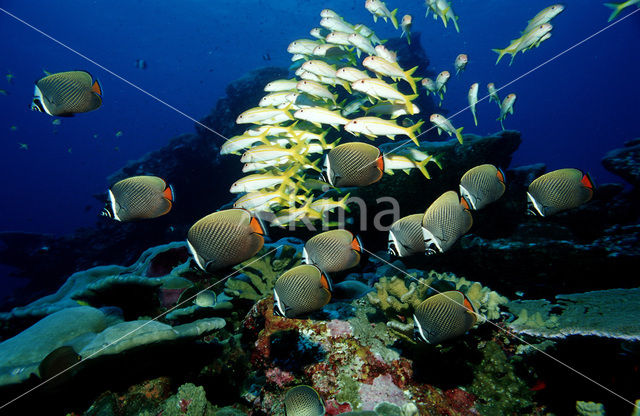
[0,0,638,237]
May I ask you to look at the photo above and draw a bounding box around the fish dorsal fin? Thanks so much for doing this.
[91,79,103,96]
[496,167,506,184]
[163,185,174,202]
[581,172,595,190]
[351,234,363,252]
[460,195,471,211]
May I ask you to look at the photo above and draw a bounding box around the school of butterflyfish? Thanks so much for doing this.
[29,1,603,352]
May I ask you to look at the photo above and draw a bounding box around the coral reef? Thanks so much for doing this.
[506,288,640,340]
[224,244,302,301]
[468,341,534,415]
[239,297,493,415]
[576,401,606,416]
[367,264,508,340]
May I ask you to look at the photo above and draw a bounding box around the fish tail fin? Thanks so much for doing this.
[407,32,411,45]
[492,48,506,65]
[455,126,464,144]
[415,155,433,179]
[472,110,478,126]
[604,2,625,22]
[440,8,449,27]
[404,93,419,114]
[453,16,460,33]
[404,66,420,94]
[339,192,351,212]
[407,120,425,146]
[341,80,352,94]
[390,8,399,29]
[499,118,505,130]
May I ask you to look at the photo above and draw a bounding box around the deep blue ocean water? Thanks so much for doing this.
[0,0,638,237]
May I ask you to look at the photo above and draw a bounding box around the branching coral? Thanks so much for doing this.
[367,268,508,341]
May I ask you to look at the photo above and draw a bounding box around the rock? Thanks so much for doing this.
[602,138,640,187]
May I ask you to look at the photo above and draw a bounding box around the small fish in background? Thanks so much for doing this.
[0,89,7,96]
[322,142,384,187]
[187,208,265,272]
[362,55,421,94]
[52,119,61,126]
[492,23,553,65]
[364,0,399,29]
[401,15,412,44]
[273,264,332,318]
[38,346,81,384]
[468,83,479,126]
[31,70,102,117]
[351,78,419,115]
[294,107,349,129]
[115,130,124,137]
[523,4,565,33]
[388,213,425,257]
[303,229,362,272]
[487,82,501,106]
[422,190,473,255]
[262,53,271,61]
[348,32,376,58]
[374,44,397,63]
[134,59,147,70]
[5,71,14,84]
[604,0,639,21]
[454,54,468,75]
[67,148,72,153]
[335,67,370,83]
[497,93,516,129]
[344,116,424,145]
[421,78,437,97]
[459,164,506,210]
[18,142,28,150]
[229,167,301,194]
[287,39,321,55]
[102,175,174,222]
[283,385,325,416]
[236,106,294,125]
[194,290,217,308]
[413,290,478,344]
[527,168,595,217]
[9,125,18,131]
[363,101,421,119]
[309,194,350,214]
[320,16,356,34]
[264,78,298,92]
[427,0,461,32]
[382,150,439,180]
[430,113,464,144]
[434,70,450,103]
[309,27,330,40]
